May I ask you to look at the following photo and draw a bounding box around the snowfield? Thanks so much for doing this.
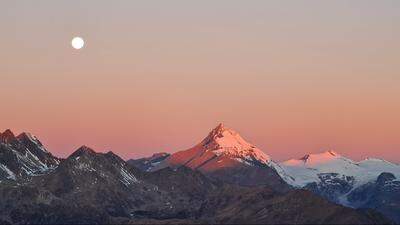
[279,151,400,188]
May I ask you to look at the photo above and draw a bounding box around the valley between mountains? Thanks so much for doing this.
[0,124,398,224]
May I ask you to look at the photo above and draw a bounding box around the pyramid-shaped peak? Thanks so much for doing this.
[69,145,97,158]
[198,123,272,164]
[208,123,229,136]
[77,145,96,153]
[105,150,123,160]
[2,129,15,138]
[0,129,17,143]
[16,132,31,139]
[16,132,40,143]
[207,123,239,140]
[105,151,125,163]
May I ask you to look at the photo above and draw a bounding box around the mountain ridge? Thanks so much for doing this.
[126,124,400,223]
[0,129,60,182]
[0,127,398,224]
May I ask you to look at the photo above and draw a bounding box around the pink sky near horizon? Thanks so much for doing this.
[1,1,400,162]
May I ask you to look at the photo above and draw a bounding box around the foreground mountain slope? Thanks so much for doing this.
[0,146,192,224]
[153,123,290,191]
[135,165,389,224]
[201,186,388,225]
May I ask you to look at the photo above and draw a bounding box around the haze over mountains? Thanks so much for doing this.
[0,125,399,224]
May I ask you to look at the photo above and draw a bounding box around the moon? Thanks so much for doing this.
[71,37,84,50]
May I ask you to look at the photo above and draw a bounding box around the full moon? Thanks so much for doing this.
[71,37,84,50]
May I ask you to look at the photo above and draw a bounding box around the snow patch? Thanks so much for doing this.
[75,162,96,172]
[25,133,49,153]
[10,147,54,176]
[208,125,272,166]
[120,167,138,186]
[0,164,16,180]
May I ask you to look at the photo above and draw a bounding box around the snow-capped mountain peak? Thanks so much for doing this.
[200,123,272,164]
[280,150,361,187]
[280,150,400,189]
[151,123,290,190]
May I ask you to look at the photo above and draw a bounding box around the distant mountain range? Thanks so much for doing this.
[128,123,400,223]
[0,126,398,224]
[280,150,400,222]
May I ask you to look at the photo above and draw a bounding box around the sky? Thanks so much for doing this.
[1,1,400,162]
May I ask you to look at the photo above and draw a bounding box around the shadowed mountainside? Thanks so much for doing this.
[0,129,393,224]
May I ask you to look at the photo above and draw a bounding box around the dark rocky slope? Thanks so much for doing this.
[0,130,392,224]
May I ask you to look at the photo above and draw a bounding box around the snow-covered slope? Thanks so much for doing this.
[279,151,400,223]
[280,150,400,188]
[204,123,273,166]
[159,123,281,171]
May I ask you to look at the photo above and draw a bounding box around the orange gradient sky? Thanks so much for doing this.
[1,1,400,162]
